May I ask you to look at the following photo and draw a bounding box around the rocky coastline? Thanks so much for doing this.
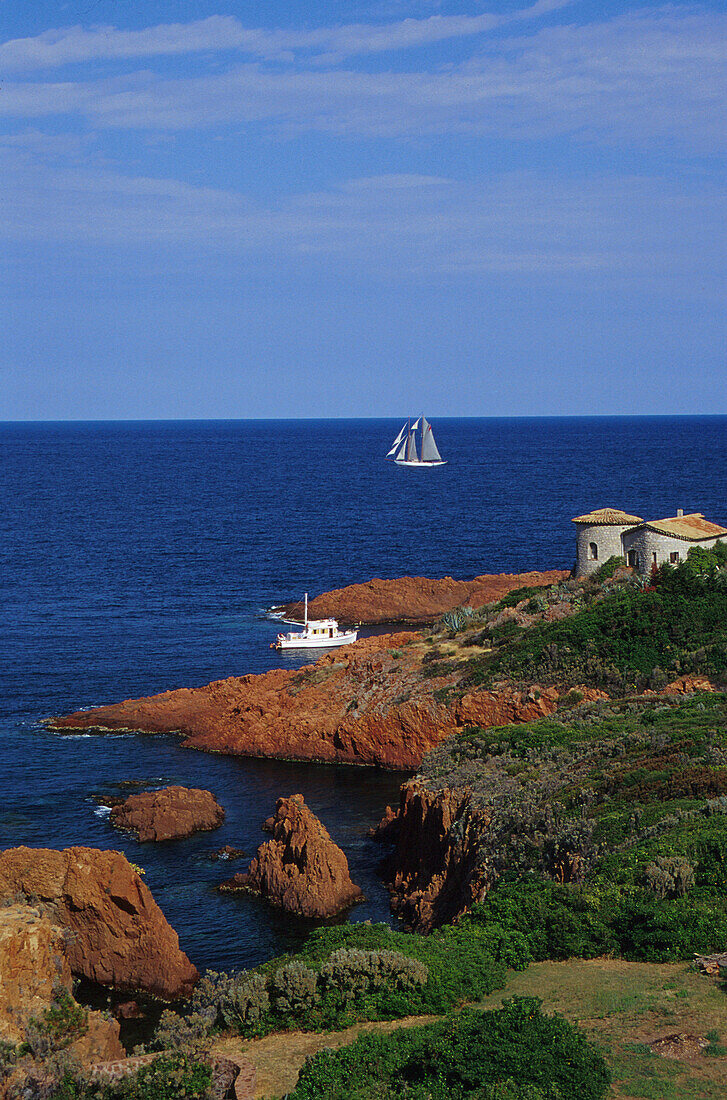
[0,846,199,1001]
[279,568,568,625]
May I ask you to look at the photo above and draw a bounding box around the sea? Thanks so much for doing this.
[1,416,726,983]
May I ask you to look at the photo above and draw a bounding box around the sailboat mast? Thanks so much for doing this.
[304,592,308,629]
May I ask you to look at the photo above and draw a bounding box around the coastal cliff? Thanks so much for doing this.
[50,633,561,770]
[0,847,198,1000]
[281,569,569,625]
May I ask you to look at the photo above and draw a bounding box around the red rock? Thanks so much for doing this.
[110,786,225,842]
[50,631,574,771]
[381,781,489,931]
[208,844,246,862]
[220,795,363,918]
[281,570,569,625]
[368,804,399,841]
[454,685,560,727]
[0,903,124,1062]
[112,1001,144,1020]
[0,847,198,1000]
[663,676,715,695]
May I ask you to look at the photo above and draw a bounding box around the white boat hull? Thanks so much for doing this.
[275,630,358,650]
[394,459,447,467]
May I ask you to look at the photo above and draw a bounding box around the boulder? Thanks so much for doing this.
[0,847,198,1000]
[110,785,225,842]
[220,795,363,918]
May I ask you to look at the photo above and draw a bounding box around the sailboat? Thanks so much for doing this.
[386,416,446,467]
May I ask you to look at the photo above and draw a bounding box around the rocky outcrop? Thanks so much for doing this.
[663,676,715,695]
[0,847,198,1001]
[220,795,363,918]
[50,632,574,770]
[0,903,124,1061]
[0,904,72,1044]
[380,781,489,931]
[281,569,569,625]
[110,786,225,842]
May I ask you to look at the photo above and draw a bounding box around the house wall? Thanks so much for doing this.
[575,525,632,577]
[620,529,723,575]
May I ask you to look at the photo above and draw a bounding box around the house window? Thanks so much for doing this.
[627,549,637,568]
[589,542,598,561]
[652,552,657,565]
[670,551,680,564]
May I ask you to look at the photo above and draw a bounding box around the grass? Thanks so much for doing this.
[477,959,727,1100]
[213,959,727,1098]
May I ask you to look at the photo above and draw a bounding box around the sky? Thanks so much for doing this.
[1,0,726,419]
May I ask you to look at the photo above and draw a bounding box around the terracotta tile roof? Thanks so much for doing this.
[572,507,643,526]
[644,514,727,542]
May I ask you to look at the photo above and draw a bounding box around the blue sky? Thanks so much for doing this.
[1,0,726,419]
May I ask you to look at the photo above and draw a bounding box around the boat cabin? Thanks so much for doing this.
[305,619,341,639]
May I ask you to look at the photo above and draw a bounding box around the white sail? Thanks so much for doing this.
[394,438,407,461]
[386,423,407,456]
[411,417,421,430]
[421,419,443,462]
[406,430,419,463]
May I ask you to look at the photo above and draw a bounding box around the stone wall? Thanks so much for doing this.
[575,524,632,577]
[622,528,723,575]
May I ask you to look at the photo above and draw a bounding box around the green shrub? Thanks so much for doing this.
[472,560,727,692]
[289,997,610,1100]
[151,925,507,1046]
[594,556,625,582]
[23,991,88,1060]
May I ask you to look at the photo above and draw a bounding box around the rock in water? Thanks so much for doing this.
[0,847,198,1000]
[220,794,363,918]
[110,785,225,842]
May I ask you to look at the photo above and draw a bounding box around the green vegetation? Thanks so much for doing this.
[289,998,610,1100]
[420,692,727,962]
[48,1053,212,1099]
[150,923,510,1052]
[479,958,727,1100]
[467,545,727,694]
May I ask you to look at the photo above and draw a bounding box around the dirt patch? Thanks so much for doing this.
[650,1033,709,1060]
[214,1015,437,1099]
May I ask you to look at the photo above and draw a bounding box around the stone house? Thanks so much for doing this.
[573,507,727,577]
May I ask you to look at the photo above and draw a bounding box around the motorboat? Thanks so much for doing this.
[272,593,358,650]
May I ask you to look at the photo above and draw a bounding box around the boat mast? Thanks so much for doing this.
[304,592,308,629]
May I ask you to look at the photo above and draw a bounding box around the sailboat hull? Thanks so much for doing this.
[394,459,447,467]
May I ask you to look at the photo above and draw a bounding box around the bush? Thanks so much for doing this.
[269,961,319,1015]
[594,556,624,582]
[150,926,507,1046]
[478,561,727,692]
[465,870,727,964]
[319,949,429,1000]
[23,991,88,1060]
[644,855,695,899]
[289,997,610,1100]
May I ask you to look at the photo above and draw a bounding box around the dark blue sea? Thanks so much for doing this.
[1,417,726,980]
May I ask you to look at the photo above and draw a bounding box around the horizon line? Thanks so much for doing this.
[2,412,727,425]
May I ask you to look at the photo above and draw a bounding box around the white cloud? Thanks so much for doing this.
[1,9,724,151]
[0,0,572,70]
[1,138,724,282]
[0,17,245,70]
